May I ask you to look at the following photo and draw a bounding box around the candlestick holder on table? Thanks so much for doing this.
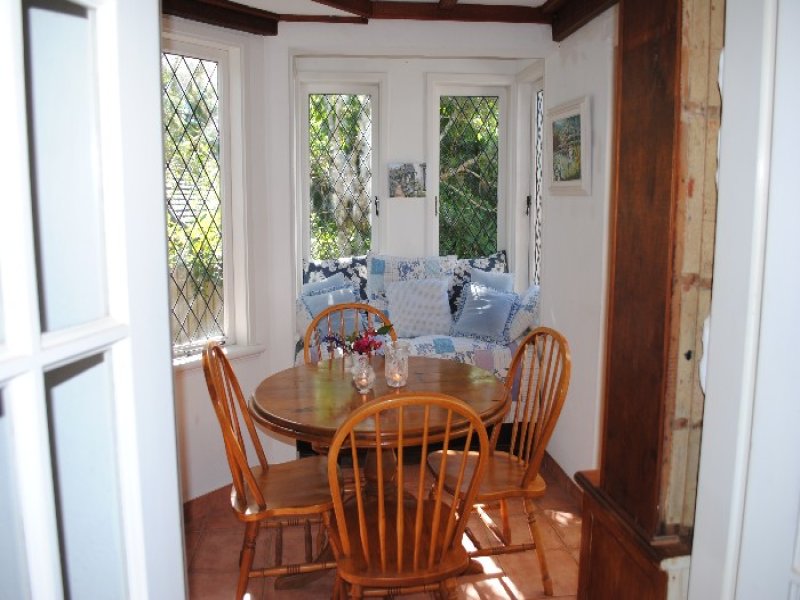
[351,354,376,393]
[384,341,409,388]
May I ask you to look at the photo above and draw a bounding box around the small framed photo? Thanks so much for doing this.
[547,96,591,195]
[388,162,427,198]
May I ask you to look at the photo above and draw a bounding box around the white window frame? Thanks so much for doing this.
[294,71,387,280]
[425,74,514,260]
[161,33,253,360]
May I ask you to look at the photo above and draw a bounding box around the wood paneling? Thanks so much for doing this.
[601,0,681,538]
[577,472,671,600]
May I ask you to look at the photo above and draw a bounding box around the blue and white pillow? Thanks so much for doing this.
[386,278,452,338]
[508,283,541,340]
[300,286,359,338]
[303,255,368,300]
[470,269,514,293]
[449,250,508,314]
[366,254,456,313]
[451,282,519,344]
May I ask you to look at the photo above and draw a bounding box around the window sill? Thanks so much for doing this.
[172,344,266,373]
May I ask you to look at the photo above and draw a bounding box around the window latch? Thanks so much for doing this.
[374,196,379,217]
[435,196,439,217]
[526,195,532,216]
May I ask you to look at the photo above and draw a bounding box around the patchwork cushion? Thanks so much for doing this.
[449,250,508,313]
[508,283,541,340]
[386,278,452,337]
[451,283,519,344]
[366,254,456,313]
[303,255,368,300]
[401,335,520,380]
[470,269,514,293]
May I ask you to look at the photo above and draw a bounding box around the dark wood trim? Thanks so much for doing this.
[279,14,368,24]
[310,0,373,18]
[549,0,618,41]
[371,2,548,23]
[162,0,279,35]
[541,451,583,508]
[577,471,690,561]
[438,0,459,8]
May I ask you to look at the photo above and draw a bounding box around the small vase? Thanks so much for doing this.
[351,354,375,394]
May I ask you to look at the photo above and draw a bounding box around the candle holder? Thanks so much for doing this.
[385,341,409,388]
[351,354,375,394]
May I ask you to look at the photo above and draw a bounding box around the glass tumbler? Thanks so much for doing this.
[384,341,409,387]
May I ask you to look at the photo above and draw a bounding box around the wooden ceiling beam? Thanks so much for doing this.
[438,0,459,8]
[310,0,373,18]
[372,2,549,23]
[548,0,617,41]
[279,14,368,23]
[162,0,279,35]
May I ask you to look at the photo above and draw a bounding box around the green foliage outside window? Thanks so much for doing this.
[308,94,372,260]
[439,96,499,258]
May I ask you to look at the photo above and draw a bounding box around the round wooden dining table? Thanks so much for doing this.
[250,355,508,445]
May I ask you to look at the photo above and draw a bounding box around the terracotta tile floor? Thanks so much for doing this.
[183,465,581,599]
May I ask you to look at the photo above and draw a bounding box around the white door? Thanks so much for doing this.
[0,0,185,598]
[732,0,800,595]
[689,0,800,597]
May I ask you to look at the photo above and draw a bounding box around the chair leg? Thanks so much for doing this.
[500,499,511,543]
[237,521,259,600]
[524,498,553,596]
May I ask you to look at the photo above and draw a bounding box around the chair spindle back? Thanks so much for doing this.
[202,342,269,512]
[303,302,396,365]
[500,327,571,488]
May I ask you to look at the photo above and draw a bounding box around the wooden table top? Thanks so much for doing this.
[251,356,507,445]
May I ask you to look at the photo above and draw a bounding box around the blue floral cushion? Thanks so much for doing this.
[366,254,456,313]
[508,283,541,340]
[449,250,508,314]
[300,272,347,296]
[303,255,368,300]
[451,282,519,344]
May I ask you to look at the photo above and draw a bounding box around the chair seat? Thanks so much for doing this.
[332,495,471,588]
[427,450,547,503]
[233,455,337,520]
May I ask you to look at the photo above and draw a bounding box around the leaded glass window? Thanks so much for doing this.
[308,94,373,260]
[439,96,499,257]
[162,52,224,352]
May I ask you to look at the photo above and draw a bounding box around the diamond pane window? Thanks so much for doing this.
[308,94,372,260]
[532,88,544,285]
[162,52,224,351]
[439,96,499,258]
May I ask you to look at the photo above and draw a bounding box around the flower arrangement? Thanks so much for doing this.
[323,324,393,356]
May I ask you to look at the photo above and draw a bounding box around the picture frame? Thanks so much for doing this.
[388,162,427,198]
[547,96,591,195]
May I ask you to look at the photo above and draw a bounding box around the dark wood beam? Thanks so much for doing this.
[540,0,570,15]
[549,0,617,41]
[310,0,373,18]
[162,0,279,35]
[372,2,549,23]
[279,14,368,24]
[438,0,459,8]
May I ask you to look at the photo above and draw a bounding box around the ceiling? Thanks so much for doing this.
[161,0,615,42]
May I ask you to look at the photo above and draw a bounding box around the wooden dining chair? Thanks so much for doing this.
[201,341,338,599]
[426,326,571,596]
[326,392,490,599]
[304,302,396,365]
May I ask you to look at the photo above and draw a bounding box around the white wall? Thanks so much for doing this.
[540,7,616,479]
[163,15,617,500]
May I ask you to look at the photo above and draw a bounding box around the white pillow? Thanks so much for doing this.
[386,278,452,338]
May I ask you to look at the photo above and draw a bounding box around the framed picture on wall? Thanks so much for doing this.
[547,96,591,196]
[388,162,427,197]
